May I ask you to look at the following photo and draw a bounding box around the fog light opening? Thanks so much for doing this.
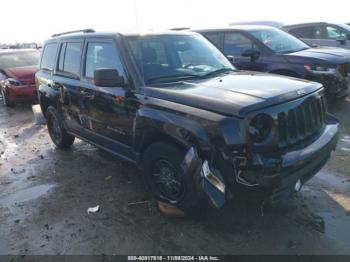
[294,179,302,192]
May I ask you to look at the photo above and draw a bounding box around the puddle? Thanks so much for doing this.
[0,184,54,206]
[319,211,350,246]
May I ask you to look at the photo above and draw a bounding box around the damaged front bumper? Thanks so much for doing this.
[183,119,338,208]
[247,121,339,202]
[182,147,226,208]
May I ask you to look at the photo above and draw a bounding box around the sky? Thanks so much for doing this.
[1,0,349,43]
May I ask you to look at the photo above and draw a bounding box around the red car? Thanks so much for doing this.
[0,49,40,106]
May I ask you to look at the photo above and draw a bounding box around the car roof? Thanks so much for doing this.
[194,25,278,32]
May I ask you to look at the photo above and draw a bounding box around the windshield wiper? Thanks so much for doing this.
[146,74,201,84]
[202,68,235,78]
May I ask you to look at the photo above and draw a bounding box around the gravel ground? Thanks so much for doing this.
[0,99,349,255]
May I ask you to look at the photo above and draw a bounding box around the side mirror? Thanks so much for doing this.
[226,55,235,64]
[336,36,347,45]
[241,48,260,62]
[94,68,125,87]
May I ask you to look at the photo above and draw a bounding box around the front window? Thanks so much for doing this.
[126,34,235,84]
[251,28,310,54]
[0,51,39,69]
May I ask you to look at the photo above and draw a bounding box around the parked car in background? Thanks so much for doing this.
[284,22,350,50]
[0,49,40,106]
[36,30,338,214]
[195,26,350,99]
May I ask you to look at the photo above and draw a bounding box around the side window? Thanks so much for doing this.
[325,26,347,39]
[289,27,316,39]
[223,32,255,55]
[40,43,58,71]
[203,32,221,48]
[57,42,82,77]
[84,42,125,78]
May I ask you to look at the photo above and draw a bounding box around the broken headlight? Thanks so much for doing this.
[248,113,273,143]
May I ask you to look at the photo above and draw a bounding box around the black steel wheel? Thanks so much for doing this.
[142,142,205,214]
[46,106,75,149]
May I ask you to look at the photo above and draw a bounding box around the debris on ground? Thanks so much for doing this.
[87,205,100,214]
[105,176,112,181]
[127,200,149,206]
[10,168,26,174]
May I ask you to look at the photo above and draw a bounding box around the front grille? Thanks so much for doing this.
[277,95,326,148]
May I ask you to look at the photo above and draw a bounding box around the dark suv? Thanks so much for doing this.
[36,29,338,214]
[195,26,350,99]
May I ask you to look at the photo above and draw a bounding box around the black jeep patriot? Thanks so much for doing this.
[36,29,339,213]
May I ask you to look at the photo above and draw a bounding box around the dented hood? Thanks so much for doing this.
[145,71,322,117]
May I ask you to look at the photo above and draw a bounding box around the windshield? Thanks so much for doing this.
[251,28,310,54]
[0,51,39,69]
[337,23,350,33]
[125,34,235,84]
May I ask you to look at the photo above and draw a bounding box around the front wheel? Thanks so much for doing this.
[142,142,205,215]
[46,106,75,149]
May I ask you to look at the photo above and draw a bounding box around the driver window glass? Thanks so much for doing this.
[85,42,125,78]
[325,26,347,39]
[223,32,255,55]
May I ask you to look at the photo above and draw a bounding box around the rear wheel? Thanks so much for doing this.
[46,106,75,149]
[142,142,205,214]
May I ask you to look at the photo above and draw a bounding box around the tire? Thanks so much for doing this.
[1,88,14,107]
[46,106,75,149]
[142,142,205,214]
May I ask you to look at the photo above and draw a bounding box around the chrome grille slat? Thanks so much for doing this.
[278,96,325,148]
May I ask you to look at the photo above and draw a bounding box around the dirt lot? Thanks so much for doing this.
[0,99,350,255]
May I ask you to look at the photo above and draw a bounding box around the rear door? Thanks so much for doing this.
[288,26,318,46]
[78,38,136,160]
[52,39,85,133]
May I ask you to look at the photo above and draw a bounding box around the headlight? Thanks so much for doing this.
[5,78,22,86]
[248,114,273,143]
[304,64,336,75]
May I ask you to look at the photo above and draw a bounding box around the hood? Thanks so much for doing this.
[145,71,322,117]
[1,66,38,85]
[284,47,350,65]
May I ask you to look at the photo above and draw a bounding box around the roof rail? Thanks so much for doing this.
[52,29,95,38]
[169,27,191,31]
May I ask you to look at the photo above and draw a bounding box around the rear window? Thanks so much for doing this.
[57,42,82,77]
[289,27,316,39]
[40,43,58,70]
